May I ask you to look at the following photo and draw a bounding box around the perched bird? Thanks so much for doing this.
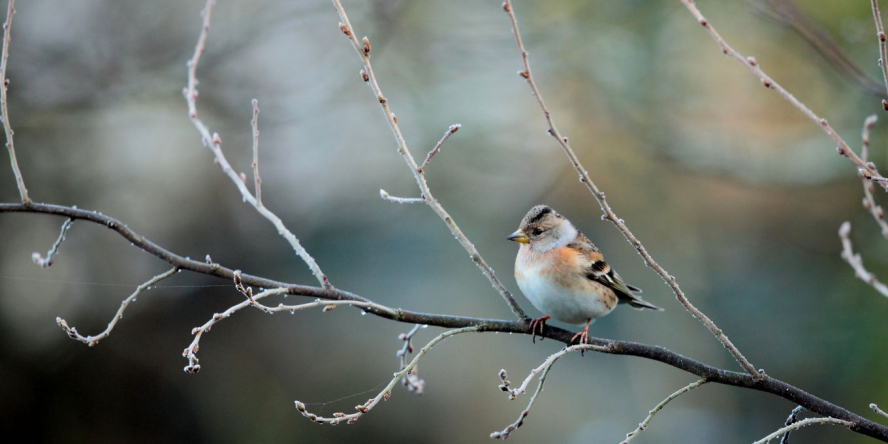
[507,205,662,344]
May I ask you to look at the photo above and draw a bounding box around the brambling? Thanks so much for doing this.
[508,205,662,344]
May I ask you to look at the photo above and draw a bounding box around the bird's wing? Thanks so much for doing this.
[569,233,663,311]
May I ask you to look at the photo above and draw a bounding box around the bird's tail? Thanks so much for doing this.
[627,296,664,311]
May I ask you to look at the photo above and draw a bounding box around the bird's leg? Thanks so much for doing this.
[528,316,550,343]
[571,319,592,346]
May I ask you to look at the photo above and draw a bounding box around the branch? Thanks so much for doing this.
[379,189,423,204]
[183,0,330,288]
[860,116,888,238]
[419,124,460,172]
[779,406,805,444]
[753,417,854,444]
[294,326,479,425]
[0,0,28,205]
[31,217,73,267]
[839,221,888,298]
[4,202,888,440]
[872,0,888,107]
[873,404,888,419]
[678,0,888,191]
[396,324,425,393]
[492,344,609,439]
[251,99,262,207]
[501,0,758,378]
[56,267,178,347]
[332,0,526,319]
[621,379,708,443]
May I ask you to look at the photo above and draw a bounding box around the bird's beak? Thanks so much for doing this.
[507,230,529,243]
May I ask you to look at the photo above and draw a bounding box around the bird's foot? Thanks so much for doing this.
[528,316,550,343]
[570,320,592,354]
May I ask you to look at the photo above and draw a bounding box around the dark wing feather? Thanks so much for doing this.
[585,259,662,311]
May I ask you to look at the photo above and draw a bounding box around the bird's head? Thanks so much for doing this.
[507,205,576,252]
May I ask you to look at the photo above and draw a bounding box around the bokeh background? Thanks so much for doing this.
[1,0,887,442]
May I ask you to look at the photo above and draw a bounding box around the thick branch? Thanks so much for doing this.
[0,0,28,205]
[501,0,758,378]
[3,202,888,442]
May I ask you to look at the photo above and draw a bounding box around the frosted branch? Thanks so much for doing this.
[294,326,479,425]
[491,344,609,439]
[621,379,708,444]
[183,0,330,288]
[839,221,888,298]
[0,0,28,205]
[332,0,526,319]
[31,217,73,267]
[501,0,758,378]
[753,417,853,444]
[56,267,178,347]
[418,124,460,172]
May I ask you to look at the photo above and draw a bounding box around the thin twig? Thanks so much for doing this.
[839,221,888,298]
[0,0,28,205]
[397,324,425,393]
[860,116,888,237]
[753,417,853,444]
[332,0,526,319]
[56,267,178,347]
[294,326,479,425]
[183,287,389,373]
[183,0,330,288]
[501,0,758,378]
[31,218,73,267]
[872,0,888,108]
[251,99,262,206]
[678,0,888,191]
[418,124,460,172]
[872,403,888,419]
[379,189,424,204]
[779,406,805,444]
[492,344,610,439]
[621,379,708,443]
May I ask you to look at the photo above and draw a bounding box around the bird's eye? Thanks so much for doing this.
[532,228,544,236]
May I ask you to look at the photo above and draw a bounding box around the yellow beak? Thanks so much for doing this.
[507,230,529,243]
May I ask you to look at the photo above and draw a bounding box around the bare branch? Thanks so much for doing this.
[860,116,888,237]
[872,403,888,419]
[839,221,888,298]
[779,406,805,444]
[379,189,424,204]
[678,0,888,191]
[294,326,479,425]
[501,0,758,378]
[492,344,609,439]
[251,99,262,206]
[332,0,526,319]
[621,379,708,443]
[5,203,888,440]
[183,0,330,288]
[56,267,178,347]
[753,417,853,444]
[872,0,888,108]
[396,324,425,393]
[0,0,28,205]
[31,217,73,267]
[419,124,460,172]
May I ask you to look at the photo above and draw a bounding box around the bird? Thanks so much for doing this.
[507,205,662,344]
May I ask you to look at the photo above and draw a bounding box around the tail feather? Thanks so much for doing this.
[627,296,664,311]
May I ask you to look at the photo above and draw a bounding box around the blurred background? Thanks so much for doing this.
[0,0,887,442]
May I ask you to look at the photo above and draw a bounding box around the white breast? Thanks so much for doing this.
[515,247,615,325]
